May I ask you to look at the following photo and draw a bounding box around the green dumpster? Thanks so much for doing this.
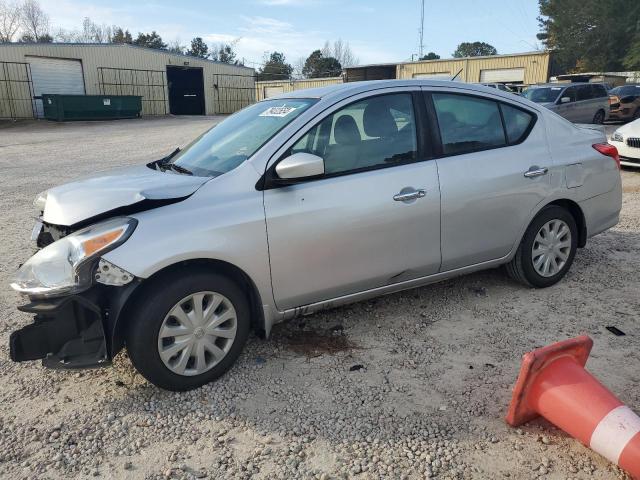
[42,94,142,121]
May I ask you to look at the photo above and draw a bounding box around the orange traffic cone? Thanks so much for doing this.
[506,335,640,479]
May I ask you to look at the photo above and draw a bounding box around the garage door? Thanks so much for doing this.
[480,68,525,83]
[27,56,85,117]
[264,86,284,98]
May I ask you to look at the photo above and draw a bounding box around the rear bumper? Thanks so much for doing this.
[9,282,140,369]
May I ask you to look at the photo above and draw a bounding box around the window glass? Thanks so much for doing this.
[289,94,418,174]
[432,94,506,155]
[501,104,534,144]
[591,84,607,98]
[172,98,316,177]
[577,85,593,101]
[563,87,577,102]
[522,86,563,103]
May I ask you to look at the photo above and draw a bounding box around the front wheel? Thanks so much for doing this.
[506,206,578,288]
[592,109,605,124]
[125,270,250,391]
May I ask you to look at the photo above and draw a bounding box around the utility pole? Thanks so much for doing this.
[419,0,425,59]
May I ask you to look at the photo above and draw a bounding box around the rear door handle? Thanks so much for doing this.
[524,166,548,178]
[393,189,426,202]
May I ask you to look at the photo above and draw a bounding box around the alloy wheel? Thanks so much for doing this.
[157,291,237,376]
[531,219,572,278]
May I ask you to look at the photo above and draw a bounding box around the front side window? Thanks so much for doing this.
[171,98,316,176]
[290,94,418,175]
[432,93,506,155]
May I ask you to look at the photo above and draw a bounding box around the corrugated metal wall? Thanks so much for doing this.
[255,77,343,101]
[397,52,551,85]
[0,44,255,116]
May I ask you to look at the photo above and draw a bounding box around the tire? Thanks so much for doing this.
[125,270,250,391]
[506,206,578,288]
[592,109,605,125]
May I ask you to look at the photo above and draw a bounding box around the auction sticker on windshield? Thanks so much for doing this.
[260,106,297,117]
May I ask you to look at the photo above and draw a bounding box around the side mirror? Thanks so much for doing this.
[275,152,325,181]
[560,96,571,104]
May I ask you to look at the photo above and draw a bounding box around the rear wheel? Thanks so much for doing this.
[592,109,605,124]
[126,270,250,391]
[506,206,578,288]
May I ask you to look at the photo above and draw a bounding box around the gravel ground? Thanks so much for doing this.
[0,118,638,480]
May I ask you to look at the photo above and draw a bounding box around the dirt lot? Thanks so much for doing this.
[0,118,638,480]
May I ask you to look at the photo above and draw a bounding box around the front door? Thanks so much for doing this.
[167,66,205,115]
[263,92,441,311]
[428,90,552,271]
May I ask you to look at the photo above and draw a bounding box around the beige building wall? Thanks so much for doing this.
[0,43,255,117]
[255,77,343,101]
[397,51,551,85]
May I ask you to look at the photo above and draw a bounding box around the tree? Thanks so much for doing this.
[625,33,640,70]
[257,51,293,81]
[321,39,359,68]
[21,0,50,42]
[111,27,132,44]
[302,49,342,78]
[133,31,167,50]
[186,37,208,58]
[167,39,185,55]
[452,42,497,58]
[211,42,239,64]
[0,0,22,42]
[538,0,640,73]
[420,52,440,60]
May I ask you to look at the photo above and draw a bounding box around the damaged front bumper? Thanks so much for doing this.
[9,282,139,369]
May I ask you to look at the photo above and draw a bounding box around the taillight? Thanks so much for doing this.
[593,143,620,169]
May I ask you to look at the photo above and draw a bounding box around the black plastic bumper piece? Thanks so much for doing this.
[10,294,110,369]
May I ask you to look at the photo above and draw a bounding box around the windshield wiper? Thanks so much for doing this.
[165,163,193,175]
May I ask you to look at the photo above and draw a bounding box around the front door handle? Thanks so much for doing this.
[393,189,426,202]
[524,166,548,178]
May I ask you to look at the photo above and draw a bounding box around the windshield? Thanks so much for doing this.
[170,98,317,177]
[522,86,564,104]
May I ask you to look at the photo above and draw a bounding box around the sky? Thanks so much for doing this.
[37,0,543,69]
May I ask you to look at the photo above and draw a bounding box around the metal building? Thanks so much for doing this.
[255,77,343,101]
[345,51,552,87]
[0,43,256,120]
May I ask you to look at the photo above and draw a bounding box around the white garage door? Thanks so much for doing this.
[480,68,525,83]
[27,56,85,117]
[264,86,285,98]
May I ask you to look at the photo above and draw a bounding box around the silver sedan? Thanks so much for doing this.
[9,80,622,390]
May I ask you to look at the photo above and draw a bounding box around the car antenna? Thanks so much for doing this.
[451,69,463,82]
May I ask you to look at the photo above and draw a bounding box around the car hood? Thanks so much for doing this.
[616,118,640,136]
[42,164,211,227]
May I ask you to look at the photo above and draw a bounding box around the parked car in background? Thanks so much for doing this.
[608,84,640,122]
[9,80,622,391]
[611,118,640,167]
[479,83,514,93]
[523,83,609,124]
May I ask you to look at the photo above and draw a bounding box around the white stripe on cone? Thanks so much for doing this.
[590,406,640,464]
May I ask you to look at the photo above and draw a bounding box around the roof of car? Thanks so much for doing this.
[267,79,518,102]
[528,82,603,88]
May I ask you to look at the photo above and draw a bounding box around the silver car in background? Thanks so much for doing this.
[523,82,609,124]
[9,80,622,391]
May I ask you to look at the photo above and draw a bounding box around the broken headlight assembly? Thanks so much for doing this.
[10,217,137,298]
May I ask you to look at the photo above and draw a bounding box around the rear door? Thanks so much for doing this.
[263,90,441,310]
[426,89,552,271]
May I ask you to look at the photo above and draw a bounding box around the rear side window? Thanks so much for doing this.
[591,84,608,98]
[500,104,535,144]
[432,94,506,155]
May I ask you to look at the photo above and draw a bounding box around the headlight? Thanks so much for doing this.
[33,191,47,211]
[10,217,137,297]
[612,131,624,142]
